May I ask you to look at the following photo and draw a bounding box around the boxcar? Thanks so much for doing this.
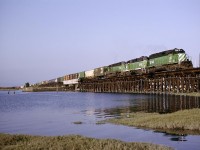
[72,73,79,79]
[63,75,68,81]
[63,73,79,85]
[85,69,94,78]
[94,66,108,77]
[56,76,64,83]
[48,78,56,83]
[79,71,85,79]
[64,73,79,81]
[63,79,78,85]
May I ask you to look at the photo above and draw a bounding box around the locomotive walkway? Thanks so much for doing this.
[79,68,200,94]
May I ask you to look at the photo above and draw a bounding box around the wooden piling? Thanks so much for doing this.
[79,68,200,94]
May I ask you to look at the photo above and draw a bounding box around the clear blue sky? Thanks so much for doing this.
[0,0,200,86]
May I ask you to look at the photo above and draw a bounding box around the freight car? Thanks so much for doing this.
[85,69,94,78]
[79,71,85,79]
[48,78,56,83]
[94,66,108,78]
[56,77,64,83]
[63,73,79,85]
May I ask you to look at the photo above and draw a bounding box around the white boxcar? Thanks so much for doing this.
[85,69,94,78]
[63,79,78,85]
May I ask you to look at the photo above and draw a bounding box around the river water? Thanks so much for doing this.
[0,91,199,150]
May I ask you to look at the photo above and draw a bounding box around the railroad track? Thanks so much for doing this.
[79,68,200,93]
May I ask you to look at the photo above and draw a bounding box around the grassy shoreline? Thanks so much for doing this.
[0,88,19,91]
[16,87,200,97]
[142,92,200,97]
[102,109,200,135]
[173,92,200,97]
[0,134,172,150]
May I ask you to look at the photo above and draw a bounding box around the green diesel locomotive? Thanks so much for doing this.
[104,48,192,75]
[147,48,192,72]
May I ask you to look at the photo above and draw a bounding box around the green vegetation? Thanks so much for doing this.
[0,87,20,91]
[173,92,200,97]
[0,134,172,150]
[103,109,200,134]
[24,82,30,88]
[22,87,65,92]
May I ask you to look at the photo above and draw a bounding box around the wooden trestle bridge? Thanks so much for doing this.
[79,68,200,94]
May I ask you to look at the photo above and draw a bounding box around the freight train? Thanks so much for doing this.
[37,48,193,86]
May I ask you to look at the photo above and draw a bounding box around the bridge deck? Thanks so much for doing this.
[79,68,200,93]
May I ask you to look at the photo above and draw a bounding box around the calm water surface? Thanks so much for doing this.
[0,91,200,150]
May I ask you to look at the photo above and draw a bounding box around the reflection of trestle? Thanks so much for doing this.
[93,94,200,115]
[79,68,200,93]
[140,94,200,113]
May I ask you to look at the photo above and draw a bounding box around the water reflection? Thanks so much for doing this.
[93,94,200,117]
[0,91,200,150]
[170,136,187,142]
[144,94,200,113]
[154,131,188,142]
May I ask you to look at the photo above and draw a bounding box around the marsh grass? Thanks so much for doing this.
[104,109,200,134]
[0,134,172,150]
[173,92,200,97]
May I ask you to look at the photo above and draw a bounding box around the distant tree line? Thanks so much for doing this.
[24,82,30,87]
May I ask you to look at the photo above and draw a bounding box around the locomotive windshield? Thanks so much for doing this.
[174,48,185,53]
